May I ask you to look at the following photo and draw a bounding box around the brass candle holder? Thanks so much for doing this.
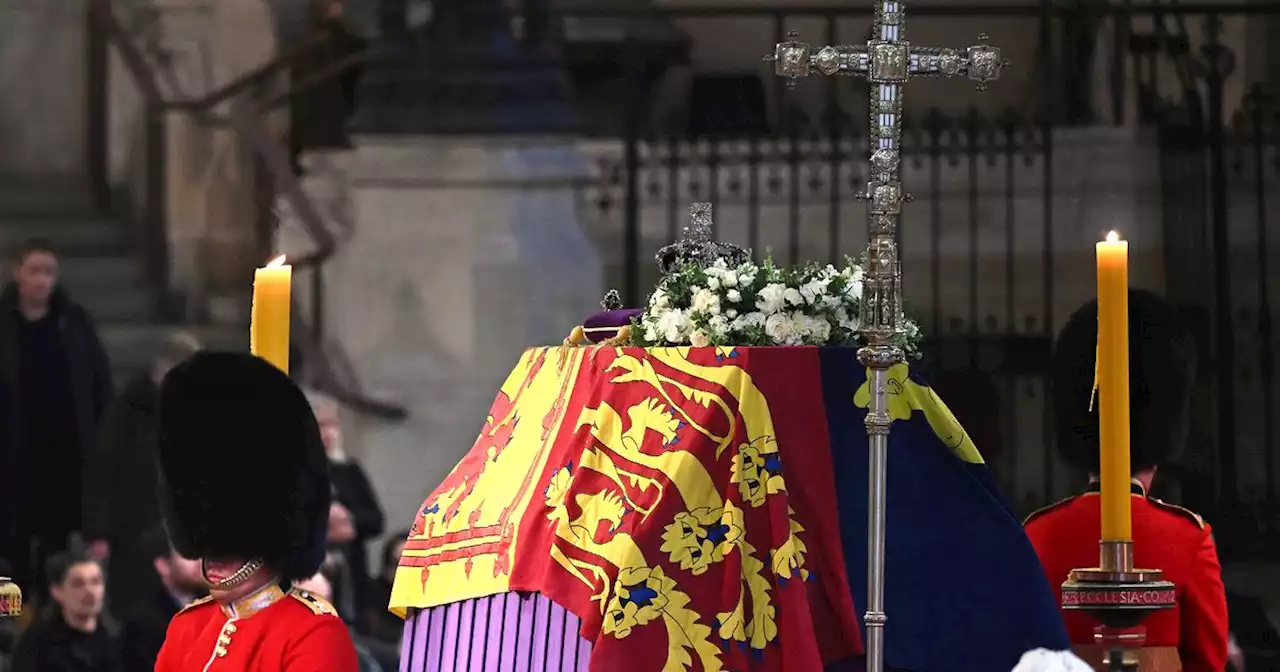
[0,576,21,618]
[1060,540,1175,671]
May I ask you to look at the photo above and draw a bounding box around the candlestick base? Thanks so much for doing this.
[1061,542,1175,672]
[0,576,22,618]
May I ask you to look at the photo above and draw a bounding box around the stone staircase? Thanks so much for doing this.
[0,175,241,385]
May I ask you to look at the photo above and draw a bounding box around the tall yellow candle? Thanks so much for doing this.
[251,255,292,374]
[1096,231,1131,541]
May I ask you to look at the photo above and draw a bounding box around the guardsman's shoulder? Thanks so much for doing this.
[1022,495,1079,527]
[288,588,340,617]
[1146,497,1207,530]
[176,595,216,616]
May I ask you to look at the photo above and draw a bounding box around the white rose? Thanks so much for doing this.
[650,289,670,309]
[800,278,830,305]
[765,313,799,345]
[691,288,721,315]
[709,315,730,337]
[844,278,863,302]
[731,312,765,332]
[738,269,756,287]
[725,308,739,319]
[721,270,739,288]
[713,257,729,270]
[808,316,832,342]
[644,325,659,342]
[657,309,690,343]
[756,283,787,314]
[837,308,861,331]
[706,276,721,290]
[792,312,820,337]
[726,289,742,303]
[689,330,711,347]
[783,287,805,307]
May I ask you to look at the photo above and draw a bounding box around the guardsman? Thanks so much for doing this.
[153,352,359,671]
[1025,290,1229,672]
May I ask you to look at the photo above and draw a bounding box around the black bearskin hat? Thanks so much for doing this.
[1052,289,1197,474]
[157,351,330,582]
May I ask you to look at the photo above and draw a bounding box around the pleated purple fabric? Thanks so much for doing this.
[400,592,594,672]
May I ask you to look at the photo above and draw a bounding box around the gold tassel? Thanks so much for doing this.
[563,325,586,347]
[599,325,633,347]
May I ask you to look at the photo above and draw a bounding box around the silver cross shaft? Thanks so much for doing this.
[765,6,1004,672]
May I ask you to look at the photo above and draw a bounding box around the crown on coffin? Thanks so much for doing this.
[0,576,21,618]
[655,203,750,276]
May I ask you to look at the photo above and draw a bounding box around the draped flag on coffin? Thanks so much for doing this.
[819,348,1071,672]
[392,346,861,672]
[390,346,1067,672]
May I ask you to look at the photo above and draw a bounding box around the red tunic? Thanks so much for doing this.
[1024,482,1229,672]
[156,582,359,672]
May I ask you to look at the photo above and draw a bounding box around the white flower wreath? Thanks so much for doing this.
[630,256,922,356]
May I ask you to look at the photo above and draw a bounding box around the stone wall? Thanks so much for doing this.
[0,0,87,176]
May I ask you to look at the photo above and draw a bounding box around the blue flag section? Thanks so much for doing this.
[818,348,1070,671]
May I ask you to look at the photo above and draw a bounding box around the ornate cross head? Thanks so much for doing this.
[766,31,1007,92]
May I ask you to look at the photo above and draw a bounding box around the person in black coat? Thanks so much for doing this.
[0,239,113,597]
[82,332,201,607]
[364,531,409,647]
[306,389,385,624]
[118,527,207,672]
[1226,588,1280,671]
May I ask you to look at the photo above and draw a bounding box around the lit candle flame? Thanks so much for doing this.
[266,255,287,268]
[1105,231,1120,243]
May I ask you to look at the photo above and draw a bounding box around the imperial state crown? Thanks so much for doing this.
[0,576,21,618]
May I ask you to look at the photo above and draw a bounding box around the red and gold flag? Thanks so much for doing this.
[392,346,860,671]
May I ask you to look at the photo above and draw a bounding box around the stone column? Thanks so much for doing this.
[304,0,601,526]
[0,0,87,176]
[290,137,602,532]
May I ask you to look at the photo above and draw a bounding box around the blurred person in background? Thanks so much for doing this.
[119,527,207,671]
[307,389,385,625]
[364,531,408,646]
[83,332,201,605]
[1225,587,1279,671]
[298,569,392,672]
[0,239,113,600]
[11,548,120,672]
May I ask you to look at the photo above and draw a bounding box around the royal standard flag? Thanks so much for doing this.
[391,346,1067,672]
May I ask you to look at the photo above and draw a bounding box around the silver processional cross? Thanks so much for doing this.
[765,6,1005,672]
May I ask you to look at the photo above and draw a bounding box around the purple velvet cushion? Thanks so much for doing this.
[582,309,642,343]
